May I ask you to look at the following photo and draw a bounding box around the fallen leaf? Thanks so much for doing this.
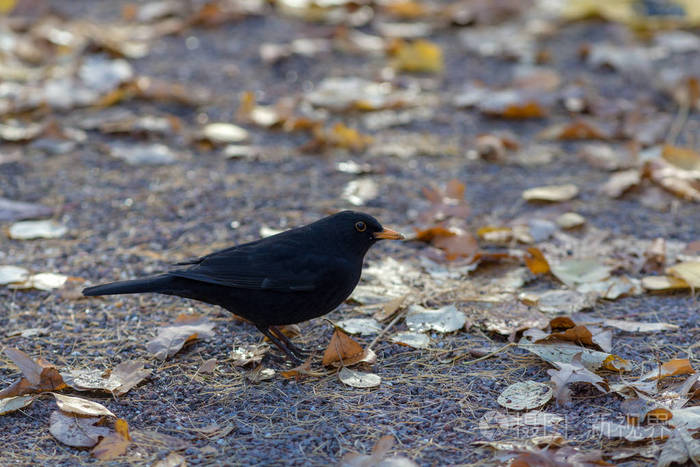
[0,348,66,397]
[547,355,608,404]
[49,411,111,448]
[538,119,611,140]
[0,395,33,415]
[497,381,553,411]
[92,418,131,460]
[198,358,217,374]
[338,367,381,388]
[0,265,29,285]
[230,344,268,367]
[591,421,672,442]
[641,359,695,381]
[667,261,700,288]
[390,331,430,349]
[602,169,641,198]
[322,328,365,367]
[336,318,382,335]
[152,452,187,467]
[9,272,68,291]
[391,39,443,73]
[657,428,700,467]
[644,158,700,202]
[146,314,216,360]
[669,406,700,429]
[8,220,67,240]
[305,77,412,111]
[246,365,276,383]
[535,290,596,314]
[62,360,151,396]
[373,294,407,321]
[602,319,678,333]
[642,275,690,291]
[405,304,466,333]
[107,142,178,165]
[53,393,115,417]
[199,123,249,144]
[524,247,550,274]
[662,144,700,171]
[522,184,579,202]
[555,212,585,229]
[519,339,632,371]
[550,258,610,287]
[0,198,52,222]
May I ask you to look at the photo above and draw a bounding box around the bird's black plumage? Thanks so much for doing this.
[83,211,403,362]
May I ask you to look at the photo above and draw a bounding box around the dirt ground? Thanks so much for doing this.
[1,1,699,465]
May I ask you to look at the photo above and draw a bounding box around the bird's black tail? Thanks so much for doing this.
[83,274,173,297]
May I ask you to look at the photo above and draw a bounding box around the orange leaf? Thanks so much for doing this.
[657,359,695,380]
[524,247,550,274]
[322,328,364,367]
[92,419,131,460]
[414,226,455,242]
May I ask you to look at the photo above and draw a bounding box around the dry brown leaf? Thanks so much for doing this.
[146,314,215,360]
[92,418,131,461]
[322,328,365,367]
[0,348,66,397]
[524,247,550,274]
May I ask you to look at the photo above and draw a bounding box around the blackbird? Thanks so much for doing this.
[83,211,403,362]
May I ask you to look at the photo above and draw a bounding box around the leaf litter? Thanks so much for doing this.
[1,0,699,465]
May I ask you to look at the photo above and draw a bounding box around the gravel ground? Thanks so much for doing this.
[1,1,699,465]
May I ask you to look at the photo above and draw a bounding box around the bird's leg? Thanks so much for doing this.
[269,326,308,358]
[256,325,303,365]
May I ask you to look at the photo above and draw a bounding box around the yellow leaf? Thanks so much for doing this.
[393,40,443,73]
[667,261,700,288]
[0,0,16,14]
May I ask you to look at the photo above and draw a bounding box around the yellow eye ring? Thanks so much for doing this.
[355,221,366,232]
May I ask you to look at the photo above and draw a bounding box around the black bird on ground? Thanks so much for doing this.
[83,211,404,362]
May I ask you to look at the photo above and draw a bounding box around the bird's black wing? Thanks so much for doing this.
[168,233,329,292]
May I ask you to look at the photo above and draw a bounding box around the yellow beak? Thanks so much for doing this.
[373,228,405,240]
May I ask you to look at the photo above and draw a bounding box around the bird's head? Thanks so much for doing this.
[324,211,404,256]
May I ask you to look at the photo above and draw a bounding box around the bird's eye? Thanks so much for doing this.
[355,221,366,232]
